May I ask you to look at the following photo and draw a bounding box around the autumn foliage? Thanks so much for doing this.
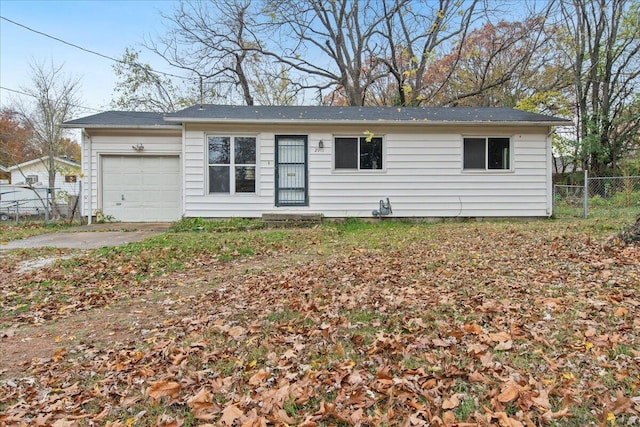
[0,220,638,426]
[0,110,34,168]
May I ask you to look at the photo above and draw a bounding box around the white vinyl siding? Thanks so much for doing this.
[183,124,551,218]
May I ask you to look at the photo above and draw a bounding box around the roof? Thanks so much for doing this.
[164,105,572,126]
[63,105,572,129]
[63,111,181,129]
[0,165,8,173]
[9,157,80,171]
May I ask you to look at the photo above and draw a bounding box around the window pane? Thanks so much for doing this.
[464,138,486,169]
[360,137,383,170]
[235,166,255,193]
[335,137,358,169]
[235,137,256,164]
[209,166,230,193]
[208,136,230,164]
[488,138,510,169]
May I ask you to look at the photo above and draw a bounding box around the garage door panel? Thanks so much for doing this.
[102,156,181,222]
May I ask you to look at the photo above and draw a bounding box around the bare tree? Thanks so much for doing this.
[557,0,640,175]
[248,62,300,106]
[375,0,480,106]
[14,61,80,205]
[147,0,262,106]
[265,0,403,106]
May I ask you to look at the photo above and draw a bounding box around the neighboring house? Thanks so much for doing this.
[63,105,571,223]
[9,157,81,196]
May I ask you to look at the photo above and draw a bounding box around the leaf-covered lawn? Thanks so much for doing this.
[1,219,639,426]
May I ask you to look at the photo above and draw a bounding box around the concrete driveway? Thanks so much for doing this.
[0,223,171,250]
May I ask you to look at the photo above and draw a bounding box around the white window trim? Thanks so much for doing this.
[461,135,514,173]
[332,135,387,173]
[205,134,259,195]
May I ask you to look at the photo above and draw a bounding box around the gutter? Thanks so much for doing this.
[162,117,573,127]
[62,124,182,130]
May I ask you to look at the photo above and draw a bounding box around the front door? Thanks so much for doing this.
[275,135,308,206]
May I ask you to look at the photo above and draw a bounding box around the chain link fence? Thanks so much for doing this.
[554,174,640,219]
[0,183,81,224]
[553,184,586,218]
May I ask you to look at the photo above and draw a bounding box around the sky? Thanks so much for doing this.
[0,0,181,118]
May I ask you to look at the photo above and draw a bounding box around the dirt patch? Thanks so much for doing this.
[0,286,195,379]
[0,255,277,379]
[16,255,75,273]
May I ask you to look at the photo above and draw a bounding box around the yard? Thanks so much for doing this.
[0,217,639,426]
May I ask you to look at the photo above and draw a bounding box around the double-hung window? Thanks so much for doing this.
[334,136,383,170]
[208,135,256,193]
[463,137,511,170]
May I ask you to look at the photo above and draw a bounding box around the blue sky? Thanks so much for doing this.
[0,0,180,116]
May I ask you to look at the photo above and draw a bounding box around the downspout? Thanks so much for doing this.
[546,128,553,217]
[82,129,93,225]
[181,123,186,218]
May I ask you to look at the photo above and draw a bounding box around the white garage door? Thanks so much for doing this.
[102,156,181,222]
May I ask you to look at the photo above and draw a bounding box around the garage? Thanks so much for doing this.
[101,155,181,222]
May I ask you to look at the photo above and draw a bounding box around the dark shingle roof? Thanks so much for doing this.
[64,106,572,129]
[164,105,571,125]
[63,111,180,128]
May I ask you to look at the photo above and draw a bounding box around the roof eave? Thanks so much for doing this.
[8,157,80,171]
[164,117,573,127]
[62,123,183,130]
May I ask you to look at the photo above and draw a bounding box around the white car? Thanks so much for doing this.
[0,185,50,221]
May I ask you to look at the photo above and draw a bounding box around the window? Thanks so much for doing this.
[65,175,77,183]
[335,136,383,170]
[26,175,38,184]
[208,135,256,193]
[463,137,511,170]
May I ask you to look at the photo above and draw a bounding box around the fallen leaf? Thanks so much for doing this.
[274,409,295,424]
[464,323,483,334]
[531,389,551,410]
[494,340,513,351]
[228,326,246,338]
[219,404,243,426]
[248,369,270,386]
[442,394,460,409]
[489,332,511,342]
[147,381,181,400]
[614,306,628,316]
[497,384,519,403]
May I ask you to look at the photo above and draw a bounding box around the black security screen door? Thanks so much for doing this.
[275,135,308,206]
